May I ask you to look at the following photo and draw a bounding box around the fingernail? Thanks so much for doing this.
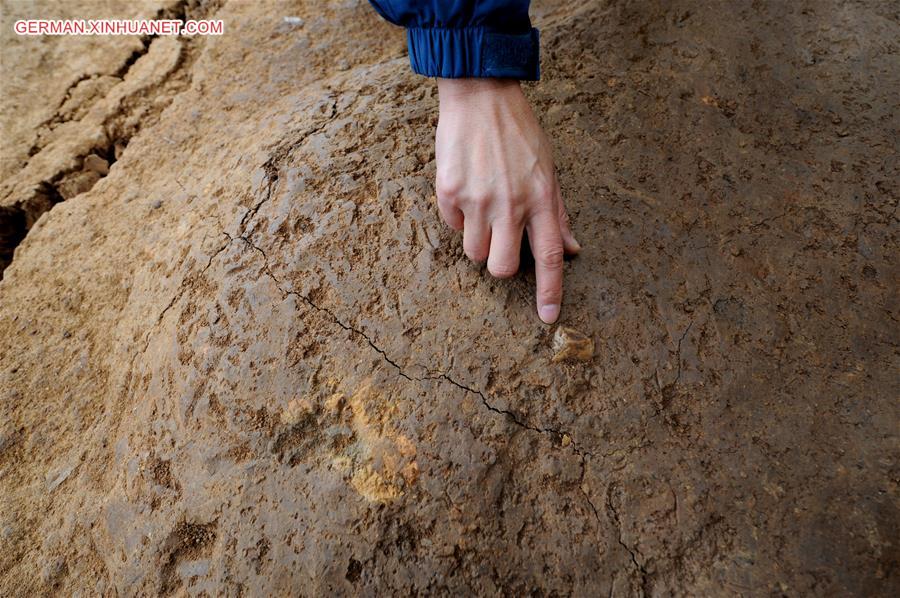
[539,304,560,324]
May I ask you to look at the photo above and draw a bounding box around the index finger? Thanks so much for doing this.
[526,211,564,324]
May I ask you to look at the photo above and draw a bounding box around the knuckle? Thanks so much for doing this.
[536,244,564,268]
[435,174,463,203]
[468,192,493,210]
[497,181,517,203]
[436,192,457,210]
[438,193,456,209]
[495,203,525,224]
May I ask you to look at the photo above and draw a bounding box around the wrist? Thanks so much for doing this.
[437,78,522,106]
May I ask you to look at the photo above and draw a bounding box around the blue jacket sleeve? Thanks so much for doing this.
[369,1,540,80]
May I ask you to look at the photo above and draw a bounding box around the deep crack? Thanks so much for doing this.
[1,0,220,278]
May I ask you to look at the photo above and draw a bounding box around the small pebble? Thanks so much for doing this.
[551,327,594,363]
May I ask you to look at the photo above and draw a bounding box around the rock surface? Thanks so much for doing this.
[1,0,898,595]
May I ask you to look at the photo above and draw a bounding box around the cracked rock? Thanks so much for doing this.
[0,0,897,596]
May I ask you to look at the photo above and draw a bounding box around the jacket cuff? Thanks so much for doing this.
[406,27,540,80]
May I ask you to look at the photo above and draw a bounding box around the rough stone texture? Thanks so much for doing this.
[1,0,898,596]
[0,0,203,270]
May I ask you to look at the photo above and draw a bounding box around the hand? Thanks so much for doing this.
[434,78,581,324]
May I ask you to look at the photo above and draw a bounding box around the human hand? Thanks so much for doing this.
[434,78,581,324]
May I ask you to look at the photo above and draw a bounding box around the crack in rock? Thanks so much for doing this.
[607,487,650,594]
[672,320,694,386]
[230,232,614,532]
[237,101,338,236]
[235,235,413,382]
[233,232,594,452]
[0,0,222,278]
[140,119,615,540]
[142,104,340,353]
[650,320,695,417]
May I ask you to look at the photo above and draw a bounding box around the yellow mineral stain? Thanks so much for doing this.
[336,383,419,503]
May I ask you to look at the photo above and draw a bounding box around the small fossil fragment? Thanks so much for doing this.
[551,327,594,363]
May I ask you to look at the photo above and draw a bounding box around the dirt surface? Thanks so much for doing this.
[1,0,898,595]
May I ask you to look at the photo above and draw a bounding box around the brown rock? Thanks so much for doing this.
[83,154,109,176]
[0,1,896,596]
[551,326,594,363]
